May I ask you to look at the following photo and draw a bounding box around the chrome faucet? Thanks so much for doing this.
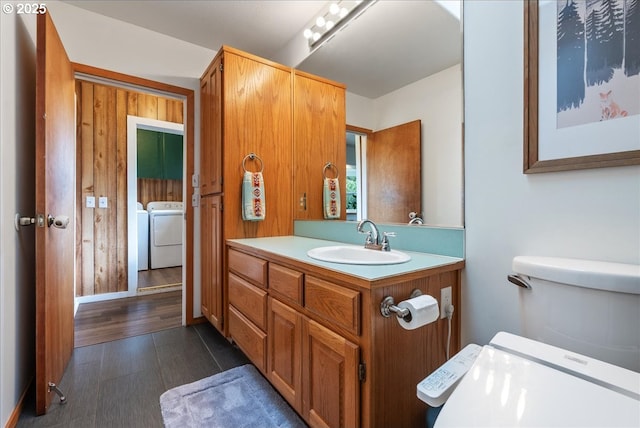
[357,219,395,251]
[408,212,423,225]
[357,219,380,247]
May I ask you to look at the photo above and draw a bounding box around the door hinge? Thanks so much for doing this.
[358,362,366,382]
[219,63,223,72]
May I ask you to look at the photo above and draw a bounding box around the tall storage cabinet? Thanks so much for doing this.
[293,70,347,219]
[199,46,294,335]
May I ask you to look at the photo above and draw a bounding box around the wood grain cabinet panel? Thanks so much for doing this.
[268,297,303,411]
[269,263,303,306]
[200,195,222,330]
[200,56,222,195]
[228,272,267,330]
[305,276,360,335]
[228,248,268,288]
[228,305,267,372]
[303,318,359,428]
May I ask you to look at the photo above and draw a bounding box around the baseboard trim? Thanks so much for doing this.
[4,377,32,428]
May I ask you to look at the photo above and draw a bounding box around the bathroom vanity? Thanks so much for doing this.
[225,236,464,428]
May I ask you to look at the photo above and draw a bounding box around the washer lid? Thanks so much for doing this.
[435,335,640,427]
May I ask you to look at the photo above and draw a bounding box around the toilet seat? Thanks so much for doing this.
[435,332,640,427]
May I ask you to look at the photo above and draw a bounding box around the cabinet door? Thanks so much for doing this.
[268,298,303,411]
[293,71,346,220]
[200,57,222,195]
[200,194,222,331]
[303,318,359,428]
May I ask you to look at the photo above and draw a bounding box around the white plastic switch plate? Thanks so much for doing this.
[440,286,452,319]
[98,196,108,208]
[86,196,95,208]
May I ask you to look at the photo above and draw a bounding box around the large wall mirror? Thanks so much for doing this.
[296,0,463,227]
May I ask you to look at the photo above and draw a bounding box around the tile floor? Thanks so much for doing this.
[17,323,250,427]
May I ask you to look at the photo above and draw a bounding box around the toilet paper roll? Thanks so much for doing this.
[396,294,440,330]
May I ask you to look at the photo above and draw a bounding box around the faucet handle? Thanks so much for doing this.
[381,232,396,251]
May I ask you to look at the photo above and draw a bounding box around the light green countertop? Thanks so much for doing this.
[227,236,464,281]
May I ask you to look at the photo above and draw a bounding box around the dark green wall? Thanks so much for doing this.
[137,129,183,180]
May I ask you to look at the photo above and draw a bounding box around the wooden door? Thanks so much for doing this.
[367,120,421,223]
[35,12,76,415]
[303,318,359,428]
[200,194,222,331]
[200,57,222,195]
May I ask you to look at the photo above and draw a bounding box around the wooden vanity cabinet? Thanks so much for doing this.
[227,242,464,428]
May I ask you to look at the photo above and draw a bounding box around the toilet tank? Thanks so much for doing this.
[512,256,640,372]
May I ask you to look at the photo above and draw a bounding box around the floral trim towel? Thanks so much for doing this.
[323,177,340,219]
[242,172,265,221]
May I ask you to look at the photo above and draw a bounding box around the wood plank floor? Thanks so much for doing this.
[74,291,182,348]
[138,266,182,289]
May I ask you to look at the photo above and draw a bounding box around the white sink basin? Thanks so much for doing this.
[307,245,411,265]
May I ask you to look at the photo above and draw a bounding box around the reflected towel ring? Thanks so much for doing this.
[242,153,264,173]
[323,162,339,179]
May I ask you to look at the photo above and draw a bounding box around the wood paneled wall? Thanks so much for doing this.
[75,80,183,296]
[137,178,183,209]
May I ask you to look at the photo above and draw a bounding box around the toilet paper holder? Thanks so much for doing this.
[380,289,422,320]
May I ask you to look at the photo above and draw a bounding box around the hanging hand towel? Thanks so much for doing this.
[242,171,265,221]
[323,177,340,219]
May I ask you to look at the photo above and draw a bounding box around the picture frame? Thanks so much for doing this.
[523,1,640,174]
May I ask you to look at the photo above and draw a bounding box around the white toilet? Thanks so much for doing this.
[420,256,640,427]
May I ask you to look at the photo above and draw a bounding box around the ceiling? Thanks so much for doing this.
[63,0,462,99]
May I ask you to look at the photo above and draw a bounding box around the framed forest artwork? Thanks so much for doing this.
[524,0,640,173]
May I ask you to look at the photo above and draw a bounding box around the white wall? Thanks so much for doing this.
[346,65,464,227]
[0,11,38,427]
[462,1,640,347]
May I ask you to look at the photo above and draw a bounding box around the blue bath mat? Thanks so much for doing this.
[159,364,306,428]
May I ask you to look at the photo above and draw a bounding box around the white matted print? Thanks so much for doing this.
[538,0,640,162]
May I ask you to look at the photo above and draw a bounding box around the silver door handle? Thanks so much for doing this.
[47,214,70,229]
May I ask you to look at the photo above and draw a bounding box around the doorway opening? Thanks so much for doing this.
[72,64,196,345]
[127,117,185,296]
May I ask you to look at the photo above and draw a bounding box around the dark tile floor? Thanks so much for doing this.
[17,323,250,427]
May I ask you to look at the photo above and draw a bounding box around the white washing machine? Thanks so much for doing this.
[147,201,183,269]
[137,202,149,271]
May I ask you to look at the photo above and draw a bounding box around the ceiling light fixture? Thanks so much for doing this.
[303,0,377,50]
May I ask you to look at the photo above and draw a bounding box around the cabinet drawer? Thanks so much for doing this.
[229,272,267,330]
[228,305,267,372]
[228,249,267,288]
[269,263,303,306]
[304,276,360,335]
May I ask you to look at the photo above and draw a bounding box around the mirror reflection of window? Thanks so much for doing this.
[346,131,367,221]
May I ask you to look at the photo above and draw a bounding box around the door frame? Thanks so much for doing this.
[72,63,196,324]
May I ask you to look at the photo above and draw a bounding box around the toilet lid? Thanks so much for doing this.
[435,334,640,427]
